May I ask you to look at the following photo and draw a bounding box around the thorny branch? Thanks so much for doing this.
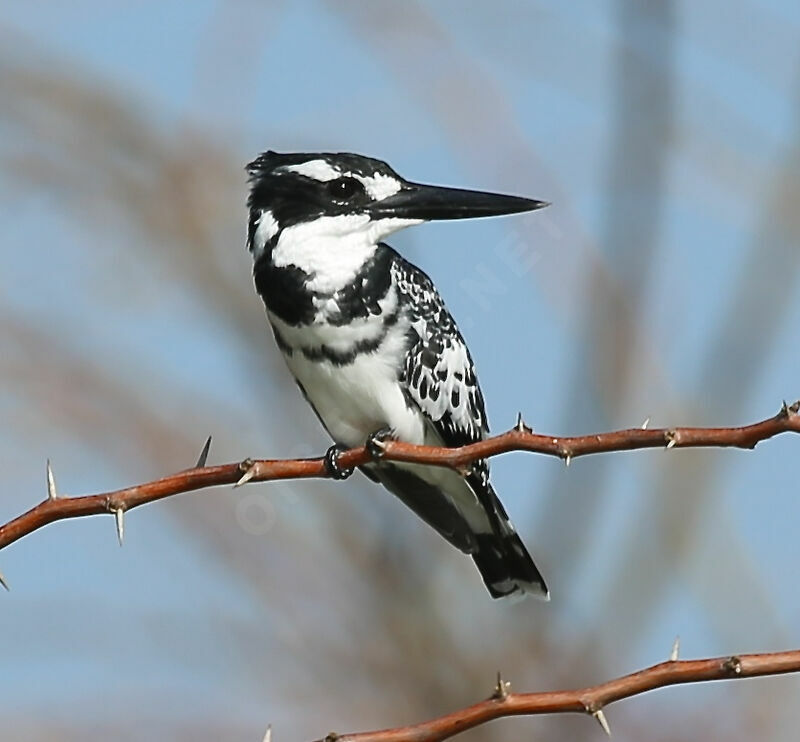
[315,648,800,742]
[0,401,798,558]
[2,404,800,739]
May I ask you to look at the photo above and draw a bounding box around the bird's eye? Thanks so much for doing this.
[327,177,363,200]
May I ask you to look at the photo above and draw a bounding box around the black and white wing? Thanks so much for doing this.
[361,251,496,553]
[371,251,548,599]
[388,251,511,532]
[390,253,489,450]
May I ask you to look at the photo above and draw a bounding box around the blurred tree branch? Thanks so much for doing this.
[318,648,800,742]
[0,401,797,554]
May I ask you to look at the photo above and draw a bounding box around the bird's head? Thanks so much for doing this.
[246,151,549,266]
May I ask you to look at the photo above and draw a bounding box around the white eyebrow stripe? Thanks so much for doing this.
[281,161,402,201]
[353,172,402,201]
[282,159,340,181]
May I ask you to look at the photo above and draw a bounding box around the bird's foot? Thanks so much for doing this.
[366,427,395,460]
[324,443,354,480]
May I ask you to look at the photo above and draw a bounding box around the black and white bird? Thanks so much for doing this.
[246,151,549,600]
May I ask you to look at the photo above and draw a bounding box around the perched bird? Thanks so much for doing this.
[246,151,549,600]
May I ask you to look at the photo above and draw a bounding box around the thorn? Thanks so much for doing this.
[235,459,258,488]
[0,570,9,591]
[491,671,511,700]
[564,454,572,467]
[195,436,212,468]
[114,507,125,546]
[46,459,58,500]
[514,412,531,434]
[722,655,742,675]
[670,635,680,661]
[593,709,611,736]
[665,430,677,449]
[781,399,790,417]
[560,448,572,467]
[641,417,650,430]
[262,724,272,742]
[235,467,256,488]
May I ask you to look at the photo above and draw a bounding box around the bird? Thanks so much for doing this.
[245,150,550,600]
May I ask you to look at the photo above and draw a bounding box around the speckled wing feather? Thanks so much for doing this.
[379,250,548,598]
[388,250,514,547]
[390,252,489,449]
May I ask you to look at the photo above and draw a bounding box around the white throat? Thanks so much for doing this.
[270,214,422,293]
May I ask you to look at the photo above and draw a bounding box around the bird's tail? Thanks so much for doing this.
[472,521,549,601]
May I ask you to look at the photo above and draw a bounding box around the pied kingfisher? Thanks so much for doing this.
[246,151,549,600]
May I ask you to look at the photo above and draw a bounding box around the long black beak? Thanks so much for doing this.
[371,181,549,221]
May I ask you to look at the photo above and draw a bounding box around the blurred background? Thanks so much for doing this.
[1,2,799,740]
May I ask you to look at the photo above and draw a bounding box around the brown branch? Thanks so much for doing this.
[316,648,800,742]
[0,401,797,554]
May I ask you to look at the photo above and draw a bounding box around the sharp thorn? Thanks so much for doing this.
[781,399,790,416]
[0,570,9,591]
[492,670,510,700]
[114,507,125,546]
[514,412,532,434]
[670,635,680,661]
[666,438,676,449]
[195,436,212,468]
[722,655,743,675]
[235,463,258,488]
[593,709,611,736]
[262,724,272,742]
[564,454,572,468]
[46,459,58,500]
[641,417,650,430]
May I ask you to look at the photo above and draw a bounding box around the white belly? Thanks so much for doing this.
[276,318,426,448]
[273,315,492,535]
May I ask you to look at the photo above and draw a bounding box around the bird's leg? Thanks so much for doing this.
[366,427,396,460]
[324,443,354,480]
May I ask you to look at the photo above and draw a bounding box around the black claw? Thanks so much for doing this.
[366,427,395,459]
[324,444,354,480]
